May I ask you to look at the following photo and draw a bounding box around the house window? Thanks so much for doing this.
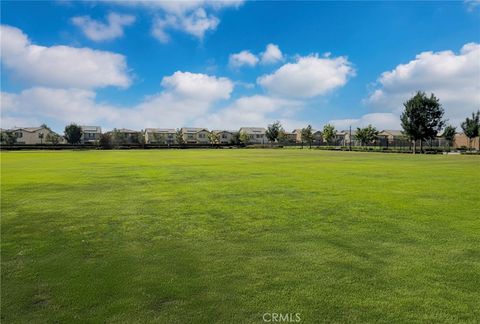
[198,134,205,138]
[188,135,194,139]
[222,134,227,139]
[16,132,23,138]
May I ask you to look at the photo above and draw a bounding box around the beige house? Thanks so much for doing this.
[181,127,210,144]
[212,130,236,144]
[6,126,58,144]
[453,133,480,150]
[239,127,266,144]
[377,130,405,142]
[144,128,176,144]
[107,128,140,144]
[80,126,101,144]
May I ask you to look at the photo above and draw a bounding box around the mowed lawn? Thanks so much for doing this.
[1,150,479,323]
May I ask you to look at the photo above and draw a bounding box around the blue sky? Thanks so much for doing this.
[1,0,479,132]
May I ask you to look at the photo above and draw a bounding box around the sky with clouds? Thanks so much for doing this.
[1,0,479,132]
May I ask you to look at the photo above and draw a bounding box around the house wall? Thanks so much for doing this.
[14,128,55,145]
[454,134,480,149]
[196,131,210,144]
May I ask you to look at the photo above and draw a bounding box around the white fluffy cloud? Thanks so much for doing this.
[0,25,131,89]
[1,71,234,130]
[329,113,401,131]
[228,50,259,68]
[257,54,355,98]
[125,0,244,42]
[260,43,283,64]
[72,12,136,42]
[195,95,305,130]
[366,42,480,125]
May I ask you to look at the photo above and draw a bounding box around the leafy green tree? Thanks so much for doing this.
[175,129,185,145]
[442,125,456,150]
[45,132,60,145]
[153,133,165,144]
[111,129,127,147]
[301,125,314,149]
[99,133,112,149]
[239,130,250,145]
[461,111,479,150]
[400,91,445,154]
[64,123,83,144]
[265,121,282,144]
[0,131,17,145]
[355,125,379,146]
[230,132,240,145]
[208,132,219,145]
[322,124,336,145]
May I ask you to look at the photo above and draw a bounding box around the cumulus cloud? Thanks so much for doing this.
[72,12,136,42]
[195,95,305,130]
[0,25,131,89]
[260,43,283,64]
[329,113,401,131]
[228,50,259,68]
[365,42,480,125]
[1,71,234,130]
[117,0,244,42]
[257,54,355,98]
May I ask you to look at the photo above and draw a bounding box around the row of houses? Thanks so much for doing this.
[1,125,479,149]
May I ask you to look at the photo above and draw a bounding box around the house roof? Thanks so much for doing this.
[379,130,403,136]
[212,130,236,134]
[115,128,138,133]
[81,126,101,132]
[239,127,266,133]
[181,127,209,133]
[8,127,46,133]
[145,128,176,133]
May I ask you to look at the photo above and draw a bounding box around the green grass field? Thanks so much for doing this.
[1,150,479,323]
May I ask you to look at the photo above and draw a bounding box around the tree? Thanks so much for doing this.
[153,132,165,145]
[355,125,379,147]
[111,129,126,147]
[38,132,44,144]
[230,132,240,145]
[0,131,17,145]
[400,91,445,154]
[442,125,456,150]
[239,130,250,145]
[301,125,314,149]
[99,133,112,149]
[461,111,479,150]
[45,132,60,145]
[208,132,219,146]
[64,123,83,144]
[175,129,185,145]
[265,121,282,145]
[278,129,290,145]
[322,124,336,145]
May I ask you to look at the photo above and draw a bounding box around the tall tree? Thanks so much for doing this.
[38,132,44,144]
[461,111,480,150]
[355,125,379,146]
[99,133,112,149]
[175,129,185,145]
[239,130,250,145]
[301,125,314,149]
[400,91,445,154]
[265,121,282,144]
[45,132,60,145]
[64,123,83,144]
[322,124,336,145]
[0,131,17,145]
[208,132,219,146]
[442,125,456,150]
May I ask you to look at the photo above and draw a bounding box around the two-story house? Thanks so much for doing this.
[80,126,102,144]
[239,127,266,144]
[144,128,176,144]
[181,128,210,144]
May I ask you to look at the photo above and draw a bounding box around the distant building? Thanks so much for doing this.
[107,128,140,144]
[144,128,176,144]
[212,130,237,144]
[239,127,266,144]
[4,126,58,145]
[453,133,480,150]
[181,127,210,144]
[80,126,101,144]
